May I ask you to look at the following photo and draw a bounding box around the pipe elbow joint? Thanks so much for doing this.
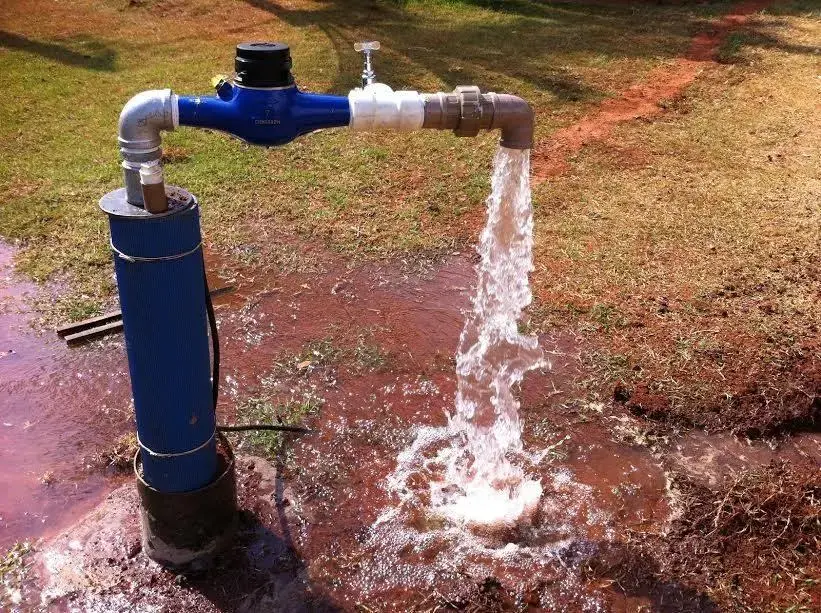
[118,89,179,161]
[489,94,534,151]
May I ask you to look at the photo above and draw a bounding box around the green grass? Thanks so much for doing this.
[352,334,390,372]
[88,432,138,472]
[276,332,391,374]
[295,338,345,368]
[233,394,323,458]
[1,541,33,609]
[0,0,742,321]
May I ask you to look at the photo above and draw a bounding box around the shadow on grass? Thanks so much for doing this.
[241,0,818,98]
[0,31,116,71]
[242,0,706,99]
[563,540,719,612]
[717,28,820,63]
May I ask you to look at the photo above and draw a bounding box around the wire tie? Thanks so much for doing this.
[109,239,203,263]
[136,428,216,459]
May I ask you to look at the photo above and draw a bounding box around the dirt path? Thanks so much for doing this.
[532,0,774,180]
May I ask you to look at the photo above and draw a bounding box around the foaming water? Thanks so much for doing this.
[391,148,545,532]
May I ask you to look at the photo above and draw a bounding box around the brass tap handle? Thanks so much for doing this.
[354,41,380,87]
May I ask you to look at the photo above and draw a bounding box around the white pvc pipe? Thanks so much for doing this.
[348,83,425,132]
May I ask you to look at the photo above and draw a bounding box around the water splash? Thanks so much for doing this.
[384,148,545,532]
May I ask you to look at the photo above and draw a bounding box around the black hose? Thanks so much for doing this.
[204,267,220,415]
[202,264,311,436]
[217,424,311,433]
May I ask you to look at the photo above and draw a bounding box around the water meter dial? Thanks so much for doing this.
[235,42,294,88]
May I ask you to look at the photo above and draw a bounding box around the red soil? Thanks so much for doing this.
[532,0,774,179]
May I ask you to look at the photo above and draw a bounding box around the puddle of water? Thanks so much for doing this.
[671,429,821,486]
[14,227,819,610]
[52,235,670,608]
[0,242,132,550]
[0,226,477,558]
[205,246,475,418]
[280,365,671,609]
[208,274,668,608]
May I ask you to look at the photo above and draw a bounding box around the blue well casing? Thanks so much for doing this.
[177,84,350,147]
[102,189,216,493]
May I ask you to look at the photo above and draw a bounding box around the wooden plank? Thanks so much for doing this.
[64,321,124,346]
[208,285,235,299]
[56,310,121,337]
[57,285,235,340]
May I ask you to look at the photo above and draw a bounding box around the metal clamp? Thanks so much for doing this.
[137,428,216,459]
[454,85,482,138]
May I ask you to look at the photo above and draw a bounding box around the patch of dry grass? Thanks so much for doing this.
[0,540,34,609]
[530,7,821,433]
[660,462,821,611]
[86,431,138,473]
[577,461,820,611]
[0,0,738,320]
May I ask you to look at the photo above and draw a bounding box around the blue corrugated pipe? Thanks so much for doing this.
[108,199,216,493]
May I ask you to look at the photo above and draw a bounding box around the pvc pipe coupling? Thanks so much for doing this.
[348,83,425,132]
[348,83,534,150]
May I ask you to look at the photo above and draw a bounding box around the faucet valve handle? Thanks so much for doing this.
[354,41,380,87]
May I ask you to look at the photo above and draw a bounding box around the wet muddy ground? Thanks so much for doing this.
[0,242,132,552]
[2,236,818,612]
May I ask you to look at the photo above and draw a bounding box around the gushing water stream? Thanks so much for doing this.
[385,147,545,532]
[432,147,544,529]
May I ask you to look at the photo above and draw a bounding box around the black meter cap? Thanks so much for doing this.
[235,42,294,88]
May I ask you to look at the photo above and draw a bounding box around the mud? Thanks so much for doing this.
[5,230,820,611]
[532,0,775,180]
[35,457,334,613]
[31,416,674,612]
[669,429,821,487]
[0,242,132,552]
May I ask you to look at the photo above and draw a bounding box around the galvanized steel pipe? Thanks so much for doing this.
[118,89,178,206]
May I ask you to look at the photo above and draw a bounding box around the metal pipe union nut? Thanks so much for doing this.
[453,85,482,138]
